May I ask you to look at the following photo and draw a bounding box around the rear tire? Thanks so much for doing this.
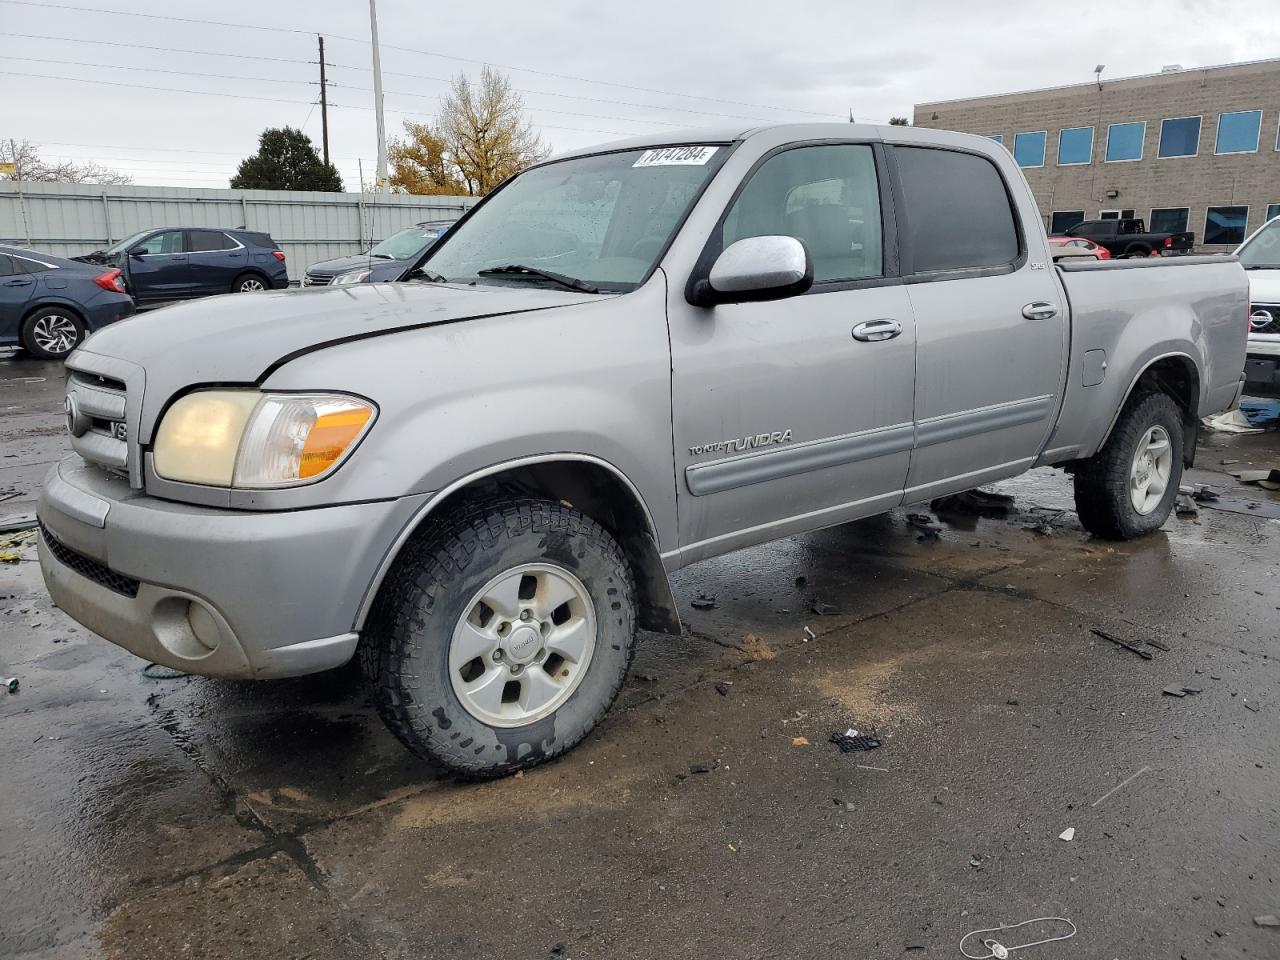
[1073,392,1183,540]
[20,307,86,360]
[361,498,637,778]
[231,272,267,293]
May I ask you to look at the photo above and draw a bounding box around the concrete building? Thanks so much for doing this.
[914,59,1280,251]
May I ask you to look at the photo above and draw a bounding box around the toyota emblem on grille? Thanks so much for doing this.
[1250,310,1273,331]
[64,394,90,437]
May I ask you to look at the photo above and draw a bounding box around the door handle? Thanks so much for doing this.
[3,277,33,286]
[852,318,902,342]
[1022,301,1059,321]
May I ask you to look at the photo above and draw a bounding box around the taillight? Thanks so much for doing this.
[93,268,126,294]
[272,250,286,262]
[1163,236,1173,248]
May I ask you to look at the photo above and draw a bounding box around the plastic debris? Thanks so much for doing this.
[1231,468,1280,491]
[931,488,1015,516]
[1092,627,1153,660]
[1058,827,1075,841]
[1244,700,1261,713]
[1254,915,1280,928]
[791,736,809,746]
[810,601,838,616]
[907,512,944,540]
[802,626,815,642]
[1203,410,1263,434]
[714,681,730,697]
[829,730,881,753]
[1190,485,1221,503]
[1240,399,1280,428]
[1175,494,1198,517]
[3,677,17,693]
[690,593,717,610]
[142,663,187,680]
[0,513,37,534]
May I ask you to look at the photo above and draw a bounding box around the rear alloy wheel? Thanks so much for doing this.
[362,498,637,778]
[233,274,266,293]
[1073,392,1183,539]
[21,308,86,360]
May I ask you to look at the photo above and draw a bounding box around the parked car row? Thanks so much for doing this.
[1053,217,1196,258]
[2,219,455,359]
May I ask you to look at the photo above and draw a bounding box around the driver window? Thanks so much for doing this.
[135,231,184,255]
[722,144,883,282]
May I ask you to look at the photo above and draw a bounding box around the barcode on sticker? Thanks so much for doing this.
[633,146,719,167]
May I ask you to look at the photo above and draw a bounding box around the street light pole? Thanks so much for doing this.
[368,0,389,193]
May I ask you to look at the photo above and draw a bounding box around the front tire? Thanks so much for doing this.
[21,307,86,360]
[1073,392,1183,540]
[362,499,637,778]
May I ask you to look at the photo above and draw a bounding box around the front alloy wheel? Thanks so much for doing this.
[362,498,637,778]
[450,564,596,727]
[21,309,85,360]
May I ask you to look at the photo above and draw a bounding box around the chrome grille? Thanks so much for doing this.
[301,274,331,286]
[1250,303,1280,335]
[64,353,145,488]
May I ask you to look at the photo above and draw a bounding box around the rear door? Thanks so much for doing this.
[187,229,244,294]
[0,253,36,337]
[124,230,191,301]
[889,143,1067,502]
[668,141,917,562]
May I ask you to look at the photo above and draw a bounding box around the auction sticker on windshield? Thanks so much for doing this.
[633,146,719,167]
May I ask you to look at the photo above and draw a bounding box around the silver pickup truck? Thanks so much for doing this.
[37,124,1247,777]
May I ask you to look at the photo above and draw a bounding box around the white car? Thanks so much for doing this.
[1237,216,1280,396]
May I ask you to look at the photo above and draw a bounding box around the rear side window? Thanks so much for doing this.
[243,232,275,248]
[188,230,236,252]
[11,256,52,273]
[895,146,1019,273]
[0,254,15,277]
[722,143,883,283]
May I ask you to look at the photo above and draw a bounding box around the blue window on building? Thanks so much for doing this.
[1013,131,1046,167]
[1216,111,1262,154]
[1158,117,1201,158]
[1204,206,1249,246]
[1057,127,1093,165]
[1106,122,1145,161]
[989,135,1004,145]
[1267,203,1280,223]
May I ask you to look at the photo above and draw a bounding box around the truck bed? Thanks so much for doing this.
[1040,255,1249,463]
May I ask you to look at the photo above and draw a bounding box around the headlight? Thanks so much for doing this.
[331,269,372,285]
[153,390,376,488]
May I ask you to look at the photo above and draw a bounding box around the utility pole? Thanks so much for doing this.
[368,0,389,193]
[9,138,32,246]
[317,35,330,167]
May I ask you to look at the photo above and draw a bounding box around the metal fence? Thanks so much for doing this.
[0,182,478,281]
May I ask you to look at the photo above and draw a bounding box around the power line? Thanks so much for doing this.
[5,32,317,65]
[0,55,317,86]
[0,0,834,118]
[0,70,321,106]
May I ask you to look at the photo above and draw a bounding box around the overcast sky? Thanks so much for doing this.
[4,0,1279,190]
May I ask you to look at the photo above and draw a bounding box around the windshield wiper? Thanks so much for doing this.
[369,253,394,260]
[476,264,600,294]
[409,267,449,283]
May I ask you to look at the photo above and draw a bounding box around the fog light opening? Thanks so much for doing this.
[151,597,220,660]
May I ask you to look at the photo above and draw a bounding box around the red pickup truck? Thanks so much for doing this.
[1063,218,1195,258]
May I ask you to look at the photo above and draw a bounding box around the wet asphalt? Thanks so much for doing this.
[2,351,1279,959]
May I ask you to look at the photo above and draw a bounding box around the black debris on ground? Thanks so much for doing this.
[1092,627,1154,660]
[829,731,882,753]
[691,593,717,610]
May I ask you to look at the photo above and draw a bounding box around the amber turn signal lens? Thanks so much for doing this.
[299,407,374,478]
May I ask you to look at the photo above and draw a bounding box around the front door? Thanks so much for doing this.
[668,142,916,564]
[124,229,192,301]
[888,144,1067,501]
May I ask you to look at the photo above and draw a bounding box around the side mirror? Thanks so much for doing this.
[128,246,146,258]
[689,235,813,306]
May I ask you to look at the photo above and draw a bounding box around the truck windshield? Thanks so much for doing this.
[1239,219,1280,269]
[419,145,727,292]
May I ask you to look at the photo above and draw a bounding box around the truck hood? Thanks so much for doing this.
[1247,268,1280,304]
[77,283,604,437]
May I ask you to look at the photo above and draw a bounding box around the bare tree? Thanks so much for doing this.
[0,140,132,184]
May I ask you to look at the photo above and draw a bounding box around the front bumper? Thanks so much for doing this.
[37,458,429,679]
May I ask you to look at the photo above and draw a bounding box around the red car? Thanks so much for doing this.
[1048,236,1112,259]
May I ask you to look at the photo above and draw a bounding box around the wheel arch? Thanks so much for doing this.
[232,269,270,291]
[355,454,682,636]
[22,298,87,326]
[1099,352,1202,465]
